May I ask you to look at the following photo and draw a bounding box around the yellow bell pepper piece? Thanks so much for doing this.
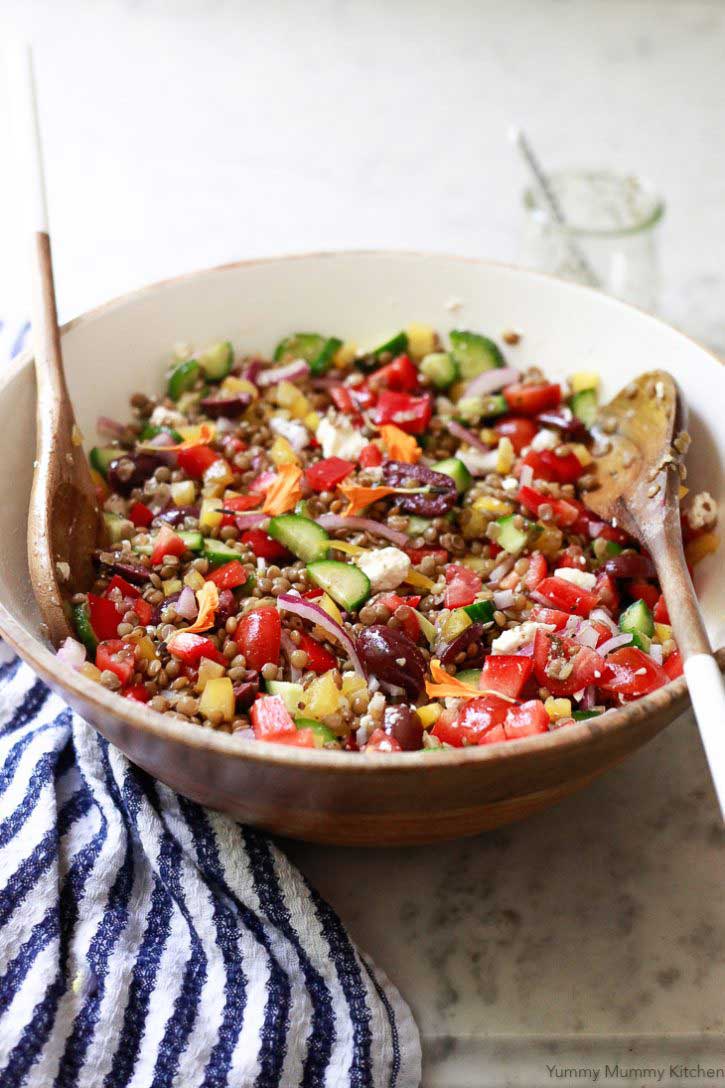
[270,435,299,467]
[199,497,223,530]
[333,341,357,368]
[405,569,435,590]
[130,634,156,662]
[203,458,235,498]
[221,375,258,399]
[496,436,515,475]
[304,410,321,432]
[544,696,572,721]
[473,495,513,516]
[79,661,103,682]
[570,443,593,467]
[405,323,436,359]
[303,672,341,718]
[199,677,235,722]
[569,371,599,394]
[317,593,343,626]
[171,479,196,507]
[416,703,442,728]
[341,673,367,697]
[195,656,226,693]
[162,578,182,597]
[685,531,720,566]
[654,622,672,644]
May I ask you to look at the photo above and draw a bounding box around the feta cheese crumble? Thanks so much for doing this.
[491,621,555,654]
[553,568,597,590]
[316,417,367,461]
[356,548,411,593]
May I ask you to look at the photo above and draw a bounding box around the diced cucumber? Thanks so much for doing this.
[309,337,343,376]
[406,515,433,537]
[167,358,200,401]
[307,560,371,611]
[89,446,121,479]
[268,514,330,563]
[463,599,495,624]
[197,341,233,381]
[103,512,129,545]
[294,717,340,748]
[274,333,342,376]
[203,537,240,567]
[619,598,654,651]
[456,668,482,686]
[420,351,458,389]
[72,602,98,656]
[496,515,532,555]
[449,330,504,379]
[481,393,508,419]
[431,457,472,494]
[601,540,623,557]
[265,680,304,715]
[569,388,598,427]
[139,423,183,444]
[572,709,602,721]
[368,331,408,359]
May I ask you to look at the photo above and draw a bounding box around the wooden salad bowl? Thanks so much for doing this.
[1,252,723,844]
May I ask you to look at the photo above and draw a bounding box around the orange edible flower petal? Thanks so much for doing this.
[169,581,219,639]
[424,659,517,703]
[262,462,303,516]
[138,423,216,451]
[379,424,421,464]
[338,484,401,517]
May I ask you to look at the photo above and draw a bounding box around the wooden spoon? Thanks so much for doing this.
[10,45,100,646]
[581,369,725,818]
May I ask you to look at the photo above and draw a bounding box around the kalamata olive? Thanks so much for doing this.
[199,393,252,419]
[381,460,457,517]
[215,588,237,624]
[233,677,259,709]
[105,559,151,585]
[155,504,200,526]
[437,623,487,667]
[107,452,165,496]
[603,552,655,580]
[356,624,427,700]
[536,408,589,439]
[383,705,424,751]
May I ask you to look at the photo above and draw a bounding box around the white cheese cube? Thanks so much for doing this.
[357,548,411,593]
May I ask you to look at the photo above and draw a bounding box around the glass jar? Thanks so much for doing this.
[520,170,665,312]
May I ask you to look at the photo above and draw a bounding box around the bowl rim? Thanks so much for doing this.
[1,247,722,774]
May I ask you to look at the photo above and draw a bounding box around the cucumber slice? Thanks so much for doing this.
[619,598,654,651]
[89,446,121,479]
[265,680,304,715]
[572,709,602,721]
[431,457,472,494]
[139,423,183,444]
[72,602,98,656]
[307,560,370,611]
[167,358,200,401]
[134,529,203,557]
[294,717,340,748]
[481,393,508,419]
[420,351,457,389]
[268,514,330,562]
[309,337,343,376]
[203,537,240,567]
[274,333,342,376]
[197,341,233,381]
[449,330,504,379]
[368,331,408,359]
[103,512,129,545]
[456,668,482,686]
[569,388,598,427]
[463,599,495,624]
[496,515,532,555]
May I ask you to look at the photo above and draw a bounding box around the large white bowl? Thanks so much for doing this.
[0,252,722,844]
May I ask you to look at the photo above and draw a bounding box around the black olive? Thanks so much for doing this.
[107,452,165,497]
[356,624,427,700]
[438,623,487,667]
[155,504,200,526]
[383,705,424,750]
[199,394,252,419]
[381,460,457,517]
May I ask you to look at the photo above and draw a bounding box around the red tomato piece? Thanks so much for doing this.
[329,385,358,416]
[235,607,281,672]
[95,639,135,684]
[533,628,607,697]
[302,587,324,599]
[524,551,548,591]
[555,545,587,570]
[150,524,187,566]
[599,646,669,698]
[374,391,433,435]
[240,529,292,561]
[494,416,537,454]
[250,695,297,740]
[248,471,277,494]
[663,649,683,680]
[370,353,419,392]
[359,443,383,468]
[534,576,598,617]
[129,501,154,528]
[406,547,448,566]
[478,723,507,746]
[87,593,122,641]
[503,699,550,739]
[529,605,571,630]
[518,486,580,528]
[297,633,337,674]
[134,598,153,626]
[503,382,561,416]
[223,494,263,512]
[274,727,318,748]
[431,696,509,748]
[538,449,585,483]
[479,655,533,698]
[627,581,659,610]
[377,594,421,642]
[365,728,402,753]
[124,684,150,703]
[206,560,248,590]
[106,574,140,600]
[166,632,227,666]
[305,457,355,492]
[594,572,620,612]
[176,444,222,479]
[444,564,482,609]
[653,594,670,624]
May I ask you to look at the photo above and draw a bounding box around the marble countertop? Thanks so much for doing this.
[0,1,723,1083]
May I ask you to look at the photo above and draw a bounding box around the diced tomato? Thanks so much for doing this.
[329,386,358,416]
[124,684,150,703]
[297,633,337,674]
[594,572,619,612]
[359,443,383,468]
[518,485,580,528]
[479,655,533,698]
[365,728,402,753]
[206,560,248,590]
[478,723,507,746]
[106,574,140,599]
[488,541,502,558]
[523,551,548,591]
[379,593,421,611]
[274,727,318,748]
[653,594,670,624]
[406,546,448,566]
[533,628,607,697]
[535,449,586,483]
[370,353,419,392]
[628,581,659,610]
[590,620,616,647]
[529,605,571,631]
[663,649,683,680]
[176,444,222,479]
[599,646,669,697]
[431,696,509,748]
[555,545,587,570]
[167,633,227,666]
[129,501,154,528]
[377,594,421,641]
[375,391,433,435]
[134,599,153,625]
[150,524,187,566]
[224,494,263,511]
[534,576,598,617]
[248,471,277,494]
[96,639,135,685]
[250,695,296,741]
[349,383,378,412]
[235,607,281,671]
[240,529,292,561]
[222,436,247,456]
[87,593,122,641]
[444,564,482,609]
[302,587,324,599]
[503,699,550,739]
[503,382,561,416]
[305,457,355,492]
[494,416,537,454]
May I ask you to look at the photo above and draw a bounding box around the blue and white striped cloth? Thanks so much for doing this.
[0,318,421,1087]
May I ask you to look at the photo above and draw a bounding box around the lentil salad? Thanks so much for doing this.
[57,324,720,753]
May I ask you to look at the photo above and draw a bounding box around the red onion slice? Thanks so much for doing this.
[463,366,520,399]
[649,643,664,665]
[597,632,633,656]
[574,621,599,648]
[316,514,409,547]
[590,607,618,633]
[57,637,87,670]
[519,464,534,489]
[277,592,365,676]
[492,588,516,610]
[175,586,199,621]
[281,630,302,682]
[488,556,515,586]
[256,360,310,387]
[449,420,492,453]
[581,685,597,710]
[96,416,129,441]
[232,512,268,530]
